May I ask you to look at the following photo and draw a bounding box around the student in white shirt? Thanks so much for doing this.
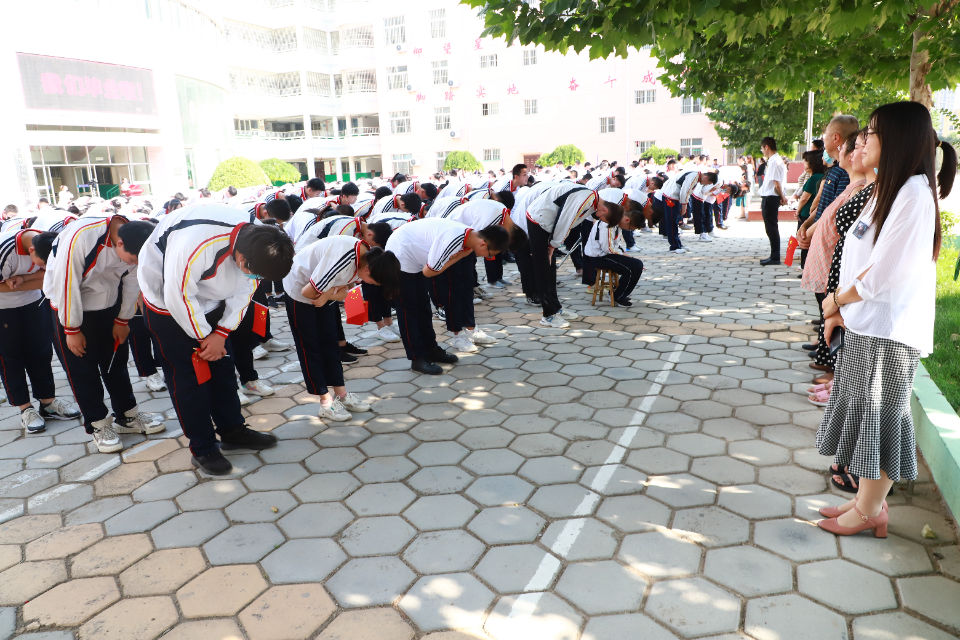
[369,193,424,219]
[43,216,159,453]
[138,205,295,475]
[816,101,957,538]
[660,168,714,253]
[758,136,788,264]
[582,199,647,306]
[691,173,720,241]
[510,181,554,304]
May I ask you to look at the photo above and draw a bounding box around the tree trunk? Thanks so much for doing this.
[910,28,934,107]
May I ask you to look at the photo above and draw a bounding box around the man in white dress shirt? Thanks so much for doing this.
[759,136,788,265]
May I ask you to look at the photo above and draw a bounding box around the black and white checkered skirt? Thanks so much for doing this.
[815,330,920,482]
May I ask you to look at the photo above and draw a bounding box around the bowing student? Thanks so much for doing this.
[582,192,647,307]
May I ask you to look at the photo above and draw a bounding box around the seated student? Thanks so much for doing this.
[283,235,400,421]
[384,218,507,374]
[0,228,81,433]
[43,216,161,453]
[138,204,294,474]
[583,192,647,307]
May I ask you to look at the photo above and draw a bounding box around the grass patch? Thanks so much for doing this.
[925,242,960,411]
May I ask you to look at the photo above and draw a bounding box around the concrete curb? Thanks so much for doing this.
[913,362,960,522]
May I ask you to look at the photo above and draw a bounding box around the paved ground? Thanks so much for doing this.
[0,220,958,640]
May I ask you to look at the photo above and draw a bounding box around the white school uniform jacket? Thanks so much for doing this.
[385,218,471,274]
[438,179,470,199]
[447,199,508,229]
[367,210,414,230]
[393,180,419,195]
[243,188,284,220]
[370,194,402,216]
[352,193,376,219]
[43,215,139,334]
[424,196,466,219]
[661,169,700,204]
[491,177,521,193]
[0,229,44,308]
[283,236,365,304]
[525,182,599,248]
[585,172,612,191]
[511,181,555,233]
[32,210,78,233]
[294,215,362,252]
[584,219,622,258]
[138,205,258,341]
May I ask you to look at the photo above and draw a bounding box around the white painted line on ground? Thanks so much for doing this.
[27,483,79,507]
[76,456,121,481]
[120,439,164,462]
[0,504,24,524]
[502,335,692,622]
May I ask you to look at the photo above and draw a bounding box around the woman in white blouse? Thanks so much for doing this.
[815,101,957,537]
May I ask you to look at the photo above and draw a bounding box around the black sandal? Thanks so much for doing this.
[830,466,860,493]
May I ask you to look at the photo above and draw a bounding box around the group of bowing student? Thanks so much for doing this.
[0,163,657,475]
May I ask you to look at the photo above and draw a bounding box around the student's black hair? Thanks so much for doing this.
[264,198,292,222]
[367,222,394,248]
[391,173,407,184]
[511,163,527,177]
[666,160,677,168]
[235,224,295,281]
[285,194,303,214]
[4,204,18,214]
[761,136,777,151]
[117,220,156,255]
[507,224,528,252]
[448,169,458,176]
[164,199,182,213]
[38,197,49,204]
[476,225,509,253]
[583,172,593,181]
[626,201,647,229]
[199,188,212,198]
[24,216,38,228]
[703,172,719,184]
[306,204,333,220]
[420,183,438,200]
[527,176,535,186]
[399,193,422,214]
[341,182,360,197]
[363,247,401,300]
[649,176,665,190]
[570,170,579,179]
[174,192,186,201]
[600,201,624,228]
[615,166,626,175]
[227,186,238,196]
[374,186,393,200]
[336,204,355,217]
[260,218,279,226]
[306,178,326,192]
[492,191,515,211]
[67,205,81,215]
[31,231,58,263]
[609,174,626,188]
[812,138,825,151]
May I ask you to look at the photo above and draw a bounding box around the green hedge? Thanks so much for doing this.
[537,144,585,166]
[259,158,301,185]
[208,157,270,191]
[443,151,483,172]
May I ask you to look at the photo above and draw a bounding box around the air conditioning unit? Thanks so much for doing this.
[449,130,457,138]
[406,84,413,92]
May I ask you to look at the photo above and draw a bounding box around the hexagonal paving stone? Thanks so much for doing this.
[541,517,617,561]
[352,455,418,482]
[24,523,103,560]
[276,502,353,538]
[704,546,793,597]
[625,448,690,474]
[151,510,229,549]
[645,474,717,508]
[238,584,335,640]
[466,475,534,506]
[408,441,469,466]
[70,533,153,577]
[618,530,702,579]
[717,484,792,519]
[340,516,416,556]
[581,613,680,640]
[403,494,477,530]
[131,471,198,502]
[202,523,284,565]
[665,433,725,457]
[118,548,206,596]
[474,544,562,593]
[468,506,545,544]
[345,482,415,515]
[887,505,957,544]
[839,533,933,576]
[758,465,826,495]
[671,507,749,547]
[406,466,474,494]
[224,490,297,523]
[556,560,647,615]
[528,484,600,517]
[242,463,309,491]
[689,456,756,484]
[646,578,741,637]
[729,440,791,466]
[327,557,415,607]
[399,573,494,634]
[304,447,365,473]
[403,530,485,573]
[78,596,178,640]
[176,564,268,618]
[315,607,414,640]
[898,576,960,632]
[596,494,671,533]
[21,577,120,626]
[518,456,585,485]
[754,518,838,562]
[461,448,525,475]
[744,594,848,640]
[580,464,647,496]
[175,479,247,511]
[852,611,959,640]
[485,592,583,640]
[261,539,346,583]
[797,558,897,614]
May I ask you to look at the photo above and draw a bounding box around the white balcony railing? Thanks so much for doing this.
[234,130,306,140]
[350,127,379,136]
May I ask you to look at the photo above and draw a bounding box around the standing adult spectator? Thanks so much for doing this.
[799,115,860,243]
[57,185,73,208]
[758,137,787,265]
[796,151,826,267]
[816,101,956,536]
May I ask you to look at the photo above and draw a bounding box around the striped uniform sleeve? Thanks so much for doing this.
[56,220,108,334]
[308,248,356,294]
[163,233,229,340]
[551,191,597,249]
[427,230,467,272]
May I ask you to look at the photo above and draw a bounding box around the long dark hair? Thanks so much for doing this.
[869,101,957,259]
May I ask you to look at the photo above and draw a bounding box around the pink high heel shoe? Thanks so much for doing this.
[808,389,831,407]
[819,500,888,519]
[818,504,888,538]
[807,381,834,394]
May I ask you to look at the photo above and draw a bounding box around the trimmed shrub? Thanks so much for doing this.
[208,157,270,191]
[259,158,301,185]
[537,144,585,167]
[443,151,484,172]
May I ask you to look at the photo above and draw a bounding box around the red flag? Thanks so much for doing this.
[251,302,269,337]
[784,236,799,266]
[191,349,211,384]
[344,286,369,325]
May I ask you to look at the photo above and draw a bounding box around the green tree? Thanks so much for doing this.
[208,157,270,191]
[443,151,483,172]
[643,146,680,164]
[259,158,302,185]
[462,0,960,106]
[537,144,585,166]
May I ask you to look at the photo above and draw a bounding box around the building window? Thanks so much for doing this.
[481,102,499,116]
[343,70,377,94]
[680,138,703,156]
[340,26,374,49]
[682,96,704,114]
[387,66,408,90]
[634,140,655,154]
[384,16,405,45]
[634,89,656,104]
[390,111,410,134]
[393,153,414,175]
[436,151,448,171]
[480,54,498,69]
[524,99,538,115]
[432,60,449,85]
[600,116,616,133]
[484,149,501,162]
[523,49,537,65]
[430,8,446,38]
[434,106,451,130]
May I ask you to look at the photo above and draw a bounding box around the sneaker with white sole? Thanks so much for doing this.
[252,345,269,360]
[318,398,351,422]
[377,326,401,342]
[114,409,165,435]
[669,247,688,254]
[263,338,291,351]
[91,416,123,453]
[386,323,401,338]
[472,297,482,304]
[243,380,275,396]
[709,230,717,237]
[640,227,653,233]
[434,308,446,322]
[448,334,478,353]
[488,280,506,289]
[699,233,713,242]
[467,328,497,345]
[539,315,570,329]
[21,407,45,434]
[238,390,253,406]
[339,392,371,412]
[144,372,166,391]
[559,308,579,320]
[474,287,491,299]
[38,398,81,421]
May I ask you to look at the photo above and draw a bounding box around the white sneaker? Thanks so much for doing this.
[0,390,6,403]
[238,390,253,406]
[474,287,491,300]
[448,334,478,353]
[243,380,275,396]
[114,409,165,435]
[467,328,497,345]
[144,372,166,392]
[559,308,579,320]
[339,392,371,412]
[669,247,689,254]
[434,308,446,322]
[699,233,713,242]
[386,323,402,338]
[377,326,401,342]
[318,398,351,422]
[539,315,570,329]
[473,297,482,304]
[21,407,45,434]
[263,338,291,352]
[709,230,717,237]
[91,417,122,453]
[252,345,269,360]
[488,280,506,289]
[38,398,81,421]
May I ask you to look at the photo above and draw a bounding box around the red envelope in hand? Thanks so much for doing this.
[191,349,211,384]
[251,302,269,337]
[344,286,369,325]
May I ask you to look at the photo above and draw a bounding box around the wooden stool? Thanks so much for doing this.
[591,269,619,306]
